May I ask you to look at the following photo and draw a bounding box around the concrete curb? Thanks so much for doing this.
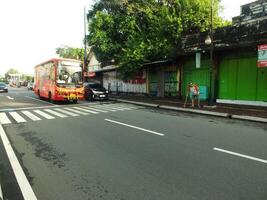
[111,98,267,123]
[159,105,230,117]
[231,115,267,123]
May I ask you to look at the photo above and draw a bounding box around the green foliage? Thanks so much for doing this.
[21,74,34,82]
[5,68,19,79]
[87,0,228,78]
[56,47,84,61]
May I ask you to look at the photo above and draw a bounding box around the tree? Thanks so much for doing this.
[56,46,84,61]
[5,68,19,80]
[87,0,229,78]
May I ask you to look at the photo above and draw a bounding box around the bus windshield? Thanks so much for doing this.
[57,61,82,86]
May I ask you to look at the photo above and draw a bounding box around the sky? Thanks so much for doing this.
[0,0,256,76]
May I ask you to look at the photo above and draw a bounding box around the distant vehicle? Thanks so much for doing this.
[34,58,84,103]
[0,82,8,93]
[27,82,34,90]
[84,82,108,101]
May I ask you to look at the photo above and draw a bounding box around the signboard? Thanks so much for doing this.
[241,1,267,21]
[196,52,201,69]
[258,44,267,68]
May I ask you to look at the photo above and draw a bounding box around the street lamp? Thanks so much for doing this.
[206,0,215,105]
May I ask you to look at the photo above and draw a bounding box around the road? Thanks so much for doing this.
[0,86,267,200]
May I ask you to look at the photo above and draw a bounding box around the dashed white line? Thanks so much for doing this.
[44,109,67,118]
[0,124,37,200]
[53,108,79,117]
[105,119,165,136]
[9,112,26,123]
[6,96,14,100]
[91,106,117,112]
[33,110,55,119]
[21,111,41,121]
[0,113,11,124]
[100,105,133,110]
[82,106,108,113]
[73,107,99,114]
[213,147,267,164]
[63,107,89,115]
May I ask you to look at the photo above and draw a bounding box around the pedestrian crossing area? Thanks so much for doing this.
[0,103,139,125]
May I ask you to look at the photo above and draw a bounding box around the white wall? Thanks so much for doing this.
[103,70,147,94]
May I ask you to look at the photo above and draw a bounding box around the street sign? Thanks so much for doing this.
[257,44,267,68]
[196,52,201,69]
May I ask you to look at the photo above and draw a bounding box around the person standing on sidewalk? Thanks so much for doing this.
[184,82,200,108]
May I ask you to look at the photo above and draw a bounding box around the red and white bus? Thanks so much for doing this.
[34,58,84,103]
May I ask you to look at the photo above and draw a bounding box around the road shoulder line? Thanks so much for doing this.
[0,124,37,200]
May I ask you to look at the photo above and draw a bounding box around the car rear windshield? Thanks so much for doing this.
[0,83,6,87]
[89,84,103,89]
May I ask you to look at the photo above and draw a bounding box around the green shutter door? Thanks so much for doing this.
[218,58,238,99]
[236,57,257,100]
[182,58,210,97]
[256,67,267,101]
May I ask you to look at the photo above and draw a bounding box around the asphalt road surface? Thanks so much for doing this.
[0,87,267,200]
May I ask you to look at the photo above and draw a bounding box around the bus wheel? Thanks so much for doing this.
[72,99,78,104]
[38,90,42,99]
[48,92,54,103]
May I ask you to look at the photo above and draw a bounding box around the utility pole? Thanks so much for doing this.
[83,6,87,82]
[209,0,215,105]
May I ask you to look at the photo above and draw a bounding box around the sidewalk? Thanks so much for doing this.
[110,94,267,123]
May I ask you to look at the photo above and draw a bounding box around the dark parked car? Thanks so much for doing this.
[0,82,8,93]
[84,83,108,101]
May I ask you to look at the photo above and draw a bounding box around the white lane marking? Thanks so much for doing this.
[0,105,59,112]
[0,113,11,124]
[82,106,108,113]
[33,110,55,119]
[100,105,133,110]
[9,112,27,123]
[53,108,79,117]
[25,96,55,105]
[213,147,267,164]
[44,109,67,118]
[105,119,165,136]
[21,111,41,121]
[91,106,117,112]
[73,107,99,114]
[102,104,134,109]
[63,107,89,115]
[6,96,14,100]
[0,125,37,200]
[98,105,129,110]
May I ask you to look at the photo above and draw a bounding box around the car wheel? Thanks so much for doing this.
[38,90,42,99]
[88,94,94,101]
